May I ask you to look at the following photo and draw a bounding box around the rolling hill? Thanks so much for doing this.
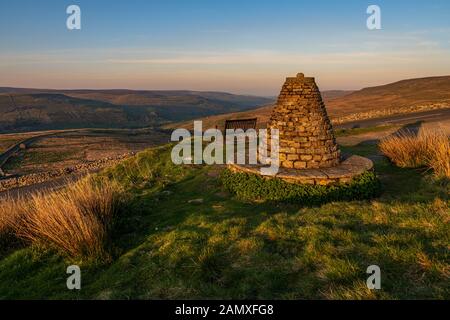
[166,76,450,130]
[326,76,450,116]
[0,89,273,133]
[3,76,449,133]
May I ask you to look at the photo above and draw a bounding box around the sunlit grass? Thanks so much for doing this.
[0,177,124,260]
[0,143,448,299]
[379,128,450,178]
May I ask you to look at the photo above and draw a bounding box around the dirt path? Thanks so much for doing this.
[337,117,450,147]
[336,127,398,146]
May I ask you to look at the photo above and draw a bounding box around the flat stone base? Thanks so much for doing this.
[227,155,373,186]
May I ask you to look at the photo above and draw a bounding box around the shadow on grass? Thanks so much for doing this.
[111,143,447,254]
[106,170,448,298]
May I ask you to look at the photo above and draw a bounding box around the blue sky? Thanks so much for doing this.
[1,0,449,95]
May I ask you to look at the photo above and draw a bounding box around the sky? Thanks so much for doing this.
[0,0,450,96]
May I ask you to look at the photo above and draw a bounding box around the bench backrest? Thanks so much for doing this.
[224,118,257,131]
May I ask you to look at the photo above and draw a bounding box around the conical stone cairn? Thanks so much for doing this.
[269,73,341,169]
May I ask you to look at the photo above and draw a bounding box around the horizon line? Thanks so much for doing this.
[1,74,450,97]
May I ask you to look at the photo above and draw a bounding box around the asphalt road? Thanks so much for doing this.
[336,108,450,129]
[0,134,55,169]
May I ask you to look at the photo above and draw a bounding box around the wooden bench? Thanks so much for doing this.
[224,118,257,131]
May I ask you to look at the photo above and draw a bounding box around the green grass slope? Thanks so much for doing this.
[0,93,158,133]
[0,143,448,299]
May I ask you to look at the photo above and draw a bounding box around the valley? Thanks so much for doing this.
[0,89,273,133]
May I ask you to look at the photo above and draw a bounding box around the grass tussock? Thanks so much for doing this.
[0,177,124,260]
[0,199,25,253]
[379,128,450,178]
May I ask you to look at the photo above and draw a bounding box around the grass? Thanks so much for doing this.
[0,143,448,299]
[379,128,450,178]
[334,125,395,137]
[0,135,31,153]
[0,177,124,261]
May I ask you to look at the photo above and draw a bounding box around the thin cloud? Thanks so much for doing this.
[105,49,448,66]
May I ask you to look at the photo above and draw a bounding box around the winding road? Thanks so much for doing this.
[336,108,450,129]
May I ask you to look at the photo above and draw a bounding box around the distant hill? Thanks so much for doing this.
[0,88,273,133]
[166,76,450,130]
[326,76,450,116]
[162,90,355,130]
[321,90,354,101]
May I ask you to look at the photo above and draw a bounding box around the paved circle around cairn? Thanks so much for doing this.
[227,154,374,186]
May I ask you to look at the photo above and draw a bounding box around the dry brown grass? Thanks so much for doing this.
[0,176,124,259]
[0,198,26,252]
[427,135,450,178]
[379,128,450,178]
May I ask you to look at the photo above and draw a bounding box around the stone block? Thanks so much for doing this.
[282,160,294,168]
[300,155,313,161]
[294,161,307,169]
